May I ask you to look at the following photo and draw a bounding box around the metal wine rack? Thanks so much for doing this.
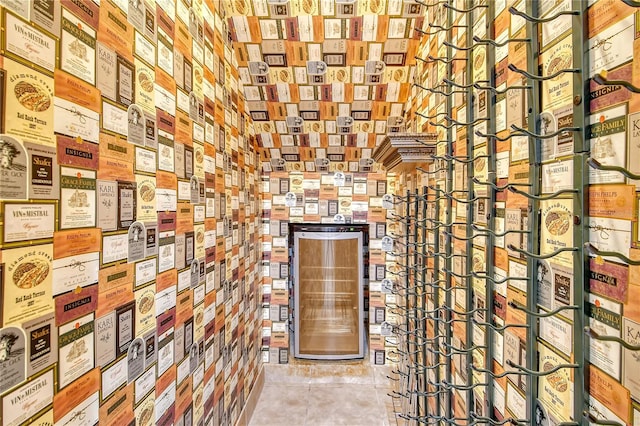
[385,1,640,425]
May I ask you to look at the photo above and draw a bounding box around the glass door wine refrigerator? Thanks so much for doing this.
[289,224,368,360]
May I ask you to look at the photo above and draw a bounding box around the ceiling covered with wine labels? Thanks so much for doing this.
[221,0,424,173]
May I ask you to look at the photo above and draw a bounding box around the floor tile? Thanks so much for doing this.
[264,364,313,384]
[305,384,389,426]
[373,366,393,388]
[248,384,310,426]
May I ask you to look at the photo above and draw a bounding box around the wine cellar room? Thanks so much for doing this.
[1,0,640,425]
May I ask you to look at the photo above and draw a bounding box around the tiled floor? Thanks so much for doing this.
[248,361,399,426]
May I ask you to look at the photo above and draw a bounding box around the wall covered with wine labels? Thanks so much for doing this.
[388,0,640,424]
[0,0,263,425]
[257,169,399,365]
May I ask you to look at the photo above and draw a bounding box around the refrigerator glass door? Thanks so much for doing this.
[294,231,364,359]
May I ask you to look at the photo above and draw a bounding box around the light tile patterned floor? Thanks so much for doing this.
[248,361,399,426]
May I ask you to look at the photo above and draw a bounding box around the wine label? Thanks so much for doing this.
[2,244,54,326]
[1,367,55,426]
[58,312,94,389]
